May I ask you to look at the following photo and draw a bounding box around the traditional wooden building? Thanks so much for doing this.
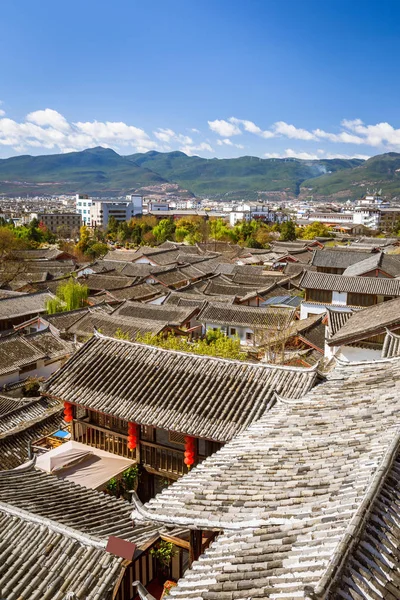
[43,334,318,501]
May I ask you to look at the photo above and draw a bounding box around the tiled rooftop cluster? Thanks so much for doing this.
[130,356,400,599]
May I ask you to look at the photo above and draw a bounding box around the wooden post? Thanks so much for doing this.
[189,530,202,566]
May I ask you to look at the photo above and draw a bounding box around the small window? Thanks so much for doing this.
[230,327,237,336]
[169,431,185,445]
[246,332,253,341]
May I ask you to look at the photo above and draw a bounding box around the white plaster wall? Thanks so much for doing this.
[332,291,347,306]
[338,345,381,362]
[300,303,328,320]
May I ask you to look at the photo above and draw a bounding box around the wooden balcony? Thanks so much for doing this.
[73,419,137,460]
[140,440,188,478]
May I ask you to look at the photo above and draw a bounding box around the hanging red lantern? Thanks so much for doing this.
[63,401,74,423]
[127,441,136,450]
[127,422,138,450]
[184,436,196,467]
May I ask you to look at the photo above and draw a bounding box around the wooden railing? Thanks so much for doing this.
[73,420,207,479]
[140,440,187,477]
[73,419,137,460]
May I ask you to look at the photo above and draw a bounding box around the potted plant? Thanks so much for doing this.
[150,541,176,583]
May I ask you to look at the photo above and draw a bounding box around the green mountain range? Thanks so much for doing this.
[0,146,399,200]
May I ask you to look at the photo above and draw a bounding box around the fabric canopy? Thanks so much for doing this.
[36,440,135,490]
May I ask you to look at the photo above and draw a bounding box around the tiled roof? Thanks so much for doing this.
[131,357,400,599]
[43,335,318,442]
[342,251,400,277]
[0,464,158,546]
[0,291,54,321]
[67,311,169,339]
[108,282,165,301]
[382,329,400,358]
[25,329,74,359]
[77,273,137,291]
[0,509,124,599]
[328,296,400,345]
[197,302,295,329]
[45,307,91,331]
[112,300,198,326]
[300,270,400,295]
[0,336,46,376]
[0,409,63,470]
[0,395,61,433]
[311,249,372,269]
[326,306,354,336]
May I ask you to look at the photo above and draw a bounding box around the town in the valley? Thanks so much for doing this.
[0,186,400,599]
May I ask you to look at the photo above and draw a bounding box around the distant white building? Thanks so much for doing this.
[75,194,93,225]
[90,196,143,228]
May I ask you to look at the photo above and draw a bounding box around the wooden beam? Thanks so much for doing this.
[161,533,190,551]
[189,530,202,566]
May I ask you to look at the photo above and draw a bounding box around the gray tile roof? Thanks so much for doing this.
[342,251,400,277]
[311,249,373,269]
[197,302,295,329]
[0,291,54,322]
[67,311,169,340]
[328,296,400,345]
[43,335,318,442]
[77,273,137,291]
[45,307,91,331]
[326,307,354,336]
[0,464,158,546]
[131,357,400,599]
[25,329,74,360]
[112,300,198,326]
[0,395,61,434]
[382,329,400,358]
[0,336,47,376]
[300,270,400,296]
[0,408,63,470]
[0,508,124,599]
[108,282,166,301]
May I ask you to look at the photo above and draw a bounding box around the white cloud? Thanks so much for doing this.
[154,128,192,145]
[190,128,200,134]
[216,138,244,149]
[180,142,214,156]
[229,117,275,139]
[273,121,316,141]
[208,119,241,137]
[0,110,5,117]
[27,108,70,132]
[264,148,370,160]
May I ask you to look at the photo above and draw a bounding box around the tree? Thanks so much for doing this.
[46,278,88,313]
[299,221,331,240]
[135,330,246,361]
[153,219,176,244]
[279,220,296,241]
[75,225,91,255]
[86,242,108,259]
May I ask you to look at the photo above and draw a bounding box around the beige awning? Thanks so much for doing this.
[35,440,135,490]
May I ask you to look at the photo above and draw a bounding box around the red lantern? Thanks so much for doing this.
[128,422,136,434]
[184,451,194,459]
[127,441,136,450]
[64,414,73,423]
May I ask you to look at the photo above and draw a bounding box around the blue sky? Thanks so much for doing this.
[1,0,400,160]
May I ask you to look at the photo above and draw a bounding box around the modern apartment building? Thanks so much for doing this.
[75,194,93,225]
[89,196,143,228]
[38,213,82,235]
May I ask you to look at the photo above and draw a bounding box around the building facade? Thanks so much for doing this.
[38,212,82,235]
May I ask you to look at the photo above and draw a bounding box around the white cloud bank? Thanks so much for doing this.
[209,116,400,153]
[0,108,214,156]
[264,148,371,160]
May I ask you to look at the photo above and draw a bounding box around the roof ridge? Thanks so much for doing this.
[89,331,321,372]
[0,497,106,548]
